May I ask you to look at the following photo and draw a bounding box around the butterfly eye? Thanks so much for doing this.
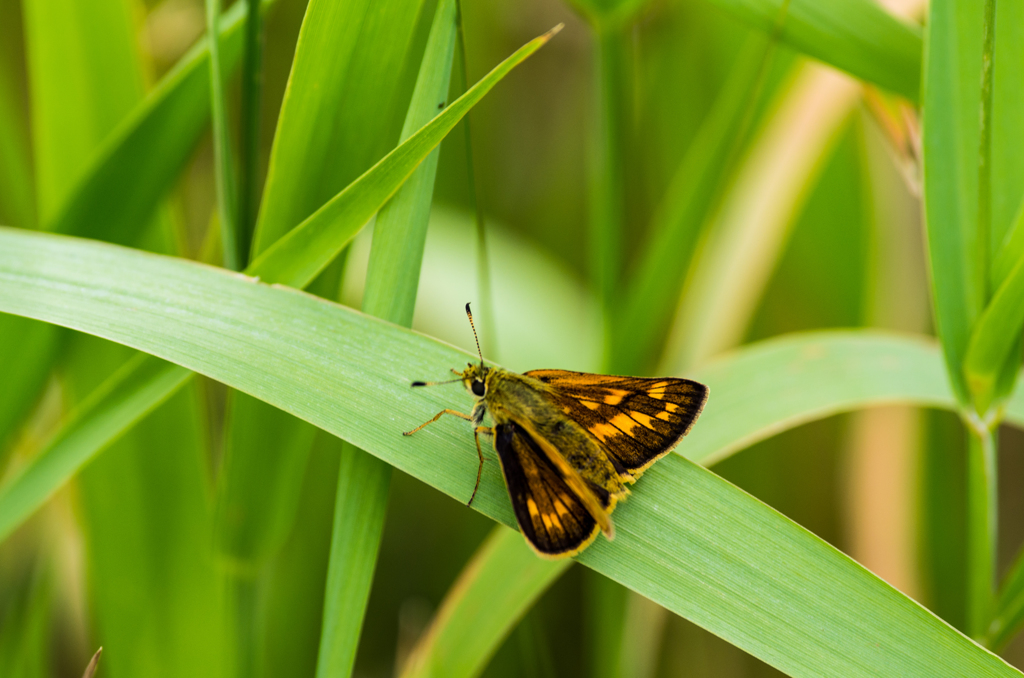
[472,380,486,396]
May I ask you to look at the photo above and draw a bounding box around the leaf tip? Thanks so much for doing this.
[542,23,564,42]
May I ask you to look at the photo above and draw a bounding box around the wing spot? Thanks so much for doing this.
[589,422,620,442]
[665,402,680,413]
[603,389,629,405]
[609,412,640,435]
[656,410,673,421]
[627,411,659,430]
[647,381,670,399]
[582,400,601,411]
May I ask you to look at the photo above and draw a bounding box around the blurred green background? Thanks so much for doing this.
[1,0,1023,676]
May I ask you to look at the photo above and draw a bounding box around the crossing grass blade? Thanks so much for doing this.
[0,228,1021,678]
[704,0,921,100]
[315,1,458,676]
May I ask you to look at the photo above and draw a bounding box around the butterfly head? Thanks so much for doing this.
[459,362,490,398]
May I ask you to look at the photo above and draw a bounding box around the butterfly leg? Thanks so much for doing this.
[403,409,472,436]
[468,426,493,507]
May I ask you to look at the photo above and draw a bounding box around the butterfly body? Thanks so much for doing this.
[405,305,708,559]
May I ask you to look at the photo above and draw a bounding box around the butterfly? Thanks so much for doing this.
[404,304,708,558]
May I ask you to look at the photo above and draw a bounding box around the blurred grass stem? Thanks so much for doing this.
[966,417,997,642]
[206,0,240,270]
[237,0,264,265]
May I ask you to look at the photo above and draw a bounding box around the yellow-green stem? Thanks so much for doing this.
[966,418,997,642]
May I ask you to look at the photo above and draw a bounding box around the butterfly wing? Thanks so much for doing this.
[493,421,614,558]
[526,370,708,477]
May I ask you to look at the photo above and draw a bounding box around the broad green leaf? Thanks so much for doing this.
[316,1,458,676]
[921,0,983,407]
[704,0,921,100]
[400,527,570,678]
[685,331,958,464]
[1,228,1021,678]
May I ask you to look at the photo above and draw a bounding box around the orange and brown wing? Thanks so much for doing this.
[526,369,708,478]
[493,421,613,558]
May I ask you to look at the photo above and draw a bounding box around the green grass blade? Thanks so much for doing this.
[400,527,570,678]
[246,25,561,288]
[45,0,255,242]
[361,0,457,327]
[684,331,959,463]
[316,1,457,675]
[993,199,1024,288]
[205,0,239,270]
[22,0,145,219]
[251,0,429,256]
[0,355,190,544]
[963,257,1024,412]
[921,0,983,407]
[704,0,921,100]
[2,229,1022,678]
[315,447,391,678]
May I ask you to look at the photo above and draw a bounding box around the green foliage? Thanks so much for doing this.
[2,0,1024,676]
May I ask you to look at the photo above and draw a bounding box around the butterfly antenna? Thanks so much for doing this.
[465,302,485,368]
[411,377,462,387]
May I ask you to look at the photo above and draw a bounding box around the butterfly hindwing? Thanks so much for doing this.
[526,369,708,477]
[493,421,612,558]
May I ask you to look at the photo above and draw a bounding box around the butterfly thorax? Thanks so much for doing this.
[472,367,629,500]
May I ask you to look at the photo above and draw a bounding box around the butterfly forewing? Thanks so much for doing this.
[526,370,708,477]
[493,421,612,558]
